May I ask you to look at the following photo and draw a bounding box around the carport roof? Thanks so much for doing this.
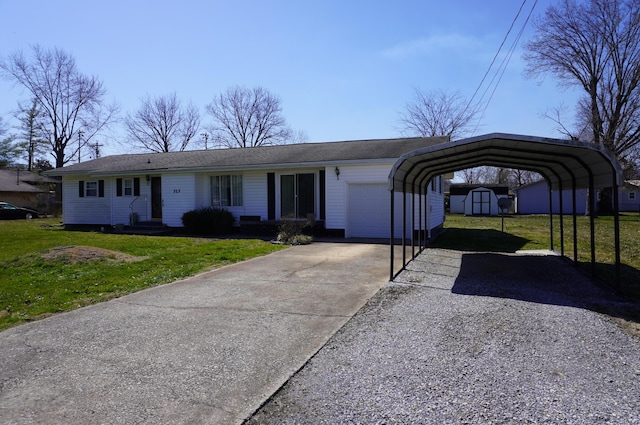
[389,133,623,193]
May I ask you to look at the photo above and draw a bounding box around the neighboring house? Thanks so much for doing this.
[515,180,587,215]
[515,179,639,214]
[0,169,55,210]
[46,137,448,239]
[620,180,640,213]
[449,184,509,216]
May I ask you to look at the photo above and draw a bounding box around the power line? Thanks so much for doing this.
[472,0,539,134]
[462,0,539,135]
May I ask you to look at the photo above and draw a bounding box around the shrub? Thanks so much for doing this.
[181,207,235,235]
[276,218,313,245]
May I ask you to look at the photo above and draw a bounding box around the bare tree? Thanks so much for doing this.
[456,166,540,188]
[399,88,478,139]
[206,86,293,148]
[0,45,118,168]
[457,167,484,184]
[125,93,200,153]
[524,0,640,164]
[508,169,541,188]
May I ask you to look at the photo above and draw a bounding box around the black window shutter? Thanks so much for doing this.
[319,169,326,220]
[79,180,85,198]
[133,178,140,196]
[267,172,275,220]
[116,178,123,196]
[98,180,105,197]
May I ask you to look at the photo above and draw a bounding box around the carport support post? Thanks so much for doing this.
[423,180,428,250]
[418,173,430,251]
[589,179,596,277]
[417,182,422,252]
[572,179,578,264]
[548,186,554,251]
[390,188,395,281]
[559,181,565,257]
[402,182,407,268]
[411,181,416,259]
[613,176,621,289]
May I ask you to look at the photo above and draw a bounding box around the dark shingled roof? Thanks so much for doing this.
[0,170,50,193]
[47,137,449,176]
[449,184,510,196]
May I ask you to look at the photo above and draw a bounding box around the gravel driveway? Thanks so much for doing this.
[246,248,640,424]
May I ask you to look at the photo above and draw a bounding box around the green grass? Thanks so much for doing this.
[434,213,640,301]
[0,219,285,331]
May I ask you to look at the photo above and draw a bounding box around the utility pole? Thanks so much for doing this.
[91,142,103,159]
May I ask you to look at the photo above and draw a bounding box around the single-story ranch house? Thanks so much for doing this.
[0,169,56,210]
[47,137,448,239]
[515,179,640,214]
[515,179,588,215]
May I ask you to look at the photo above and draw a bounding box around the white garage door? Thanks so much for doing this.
[348,183,390,238]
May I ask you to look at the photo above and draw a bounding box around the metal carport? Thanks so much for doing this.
[388,133,624,287]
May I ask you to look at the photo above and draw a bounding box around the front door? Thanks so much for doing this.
[151,177,162,220]
[280,173,315,219]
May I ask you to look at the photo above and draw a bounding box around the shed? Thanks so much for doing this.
[449,184,509,215]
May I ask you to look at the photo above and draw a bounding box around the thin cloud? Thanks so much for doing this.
[381,33,483,59]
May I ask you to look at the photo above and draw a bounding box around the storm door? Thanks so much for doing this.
[280,173,315,219]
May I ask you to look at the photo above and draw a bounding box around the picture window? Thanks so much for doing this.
[211,175,243,207]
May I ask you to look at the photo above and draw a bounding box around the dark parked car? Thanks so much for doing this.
[0,202,39,220]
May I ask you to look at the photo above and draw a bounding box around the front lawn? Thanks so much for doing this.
[0,219,285,331]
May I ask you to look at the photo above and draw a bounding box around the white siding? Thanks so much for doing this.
[191,171,268,225]
[111,176,152,225]
[449,195,465,214]
[60,164,445,236]
[325,163,393,232]
[242,171,268,219]
[161,174,197,227]
[62,176,111,225]
[327,163,445,239]
[430,189,445,230]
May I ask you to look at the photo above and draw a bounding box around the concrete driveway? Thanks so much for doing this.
[0,242,399,425]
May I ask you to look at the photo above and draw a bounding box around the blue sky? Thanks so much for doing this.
[0,0,581,157]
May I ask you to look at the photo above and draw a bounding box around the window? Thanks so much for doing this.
[79,180,104,198]
[116,177,140,197]
[431,176,442,192]
[630,191,636,200]
[124,179,133,196]
[211,175,243,207]
[85,181,98,197]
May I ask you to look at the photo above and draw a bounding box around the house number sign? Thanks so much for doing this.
[173,189,181,194]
